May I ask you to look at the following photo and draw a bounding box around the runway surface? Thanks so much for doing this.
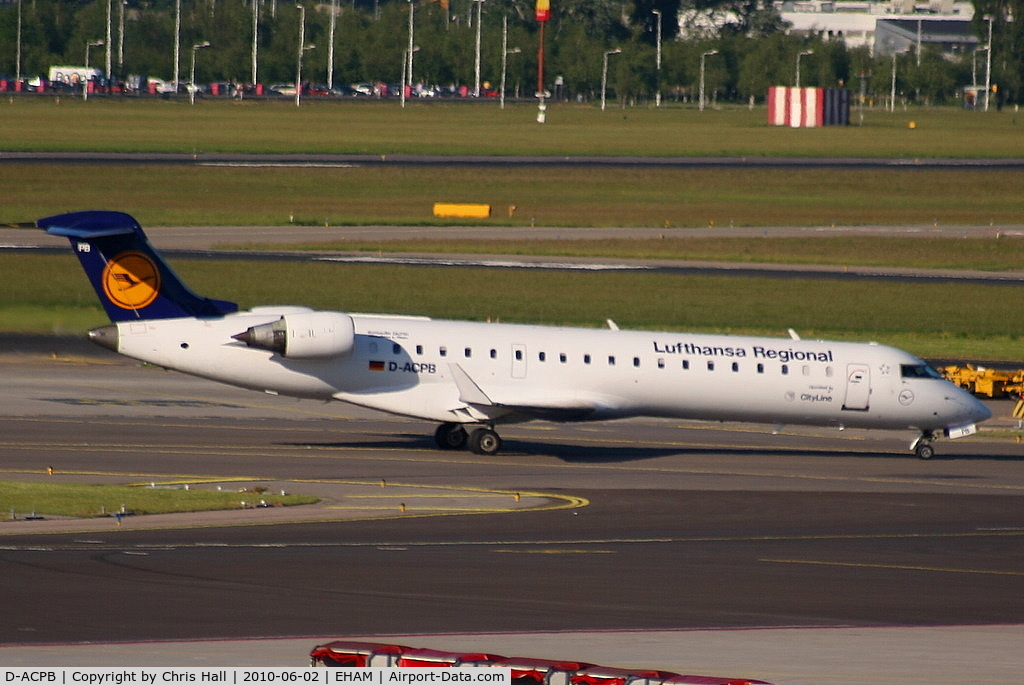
[1,341,1023,683]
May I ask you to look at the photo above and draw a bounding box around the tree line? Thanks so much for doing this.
[0,0,1018,105]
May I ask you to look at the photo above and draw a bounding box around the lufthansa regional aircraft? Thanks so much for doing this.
[36,210,991,459]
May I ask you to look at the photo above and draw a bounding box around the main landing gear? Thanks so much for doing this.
[910,431,936,460]
[434,422,503,456]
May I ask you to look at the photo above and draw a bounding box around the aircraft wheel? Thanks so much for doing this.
[468,427,502,456]
[435,423,468,450]
[915,443,935,460]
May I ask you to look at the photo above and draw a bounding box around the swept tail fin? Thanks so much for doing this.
[38,210,238,322]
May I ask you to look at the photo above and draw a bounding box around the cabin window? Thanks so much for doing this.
[802,365,811,376]
[584,354,591,364]
[757,363,764,374]
[393,343,402,354]
[539,352,546,362]
[707,361,715,371]
[490,349,498,359]
[515,349,523,361]
[658,358,665,369]
[825,366,834,377]
[416,345,423,355]
[608,355,616,366]
[464,348,472,358]
[781,364,789,375]
[439,346,447,357]
[732,362,739,372]
[633,357,641,367]
[559,353,567,363]
[682,360,690,370]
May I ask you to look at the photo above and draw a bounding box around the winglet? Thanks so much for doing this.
[37,210,238,322]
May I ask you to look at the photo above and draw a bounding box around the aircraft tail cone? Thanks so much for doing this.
[88,324,119,352]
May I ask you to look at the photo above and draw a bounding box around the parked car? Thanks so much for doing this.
[269,83,297,96]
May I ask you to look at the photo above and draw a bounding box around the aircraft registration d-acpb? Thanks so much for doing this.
[37,210,991,460]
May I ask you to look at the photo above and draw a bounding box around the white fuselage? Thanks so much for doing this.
[104,306,990,435]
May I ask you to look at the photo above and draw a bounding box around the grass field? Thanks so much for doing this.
[2,98,1024,157]
[4,164,1024,228]
[1,480,319,518]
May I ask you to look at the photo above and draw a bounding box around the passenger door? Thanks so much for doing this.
[842,363,871,411]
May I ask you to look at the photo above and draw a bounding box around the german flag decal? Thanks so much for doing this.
[369,361,386,371]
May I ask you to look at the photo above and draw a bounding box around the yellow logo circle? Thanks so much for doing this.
[102,252,161,310]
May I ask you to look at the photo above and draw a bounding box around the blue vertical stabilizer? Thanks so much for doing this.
[37,210,238,322]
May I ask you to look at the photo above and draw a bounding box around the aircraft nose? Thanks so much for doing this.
[968,395,993,423]
[953,386,992,424]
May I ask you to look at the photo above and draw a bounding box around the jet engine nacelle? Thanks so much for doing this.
[233,312,356,359]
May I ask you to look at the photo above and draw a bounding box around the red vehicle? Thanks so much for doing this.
[309,641,404,667]
[309,640,773,685]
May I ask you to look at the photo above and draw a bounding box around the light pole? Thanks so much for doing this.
[984,15,993,111]
[795,49,813,88]
[699,49,717,111]
[889,51,900,111]
[327,0,337,89]
[500,15,520,109]
[473,0,485,97]
[15,0,21,85]
[535,0,549,124]
[84,40,104,101]
[652,9,661,107]
[251,0,259,86]
[401,45,419,107]
[295,4,315,107]
[105,0,112,85]
[190,41,210,104]
[118,0,126,74]
[173,0,180,90]
[402,0,415,107]
[601,48,621,111]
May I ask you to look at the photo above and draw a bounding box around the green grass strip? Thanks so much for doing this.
[4,164,1023,229]
[2,99,1024,158]
[0,480,318,519]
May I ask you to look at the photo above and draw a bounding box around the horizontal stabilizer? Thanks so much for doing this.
[38,210,141,238]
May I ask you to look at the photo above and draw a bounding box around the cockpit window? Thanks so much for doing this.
[901,364,943,379]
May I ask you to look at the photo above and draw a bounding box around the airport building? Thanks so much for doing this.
[776,0,981,56]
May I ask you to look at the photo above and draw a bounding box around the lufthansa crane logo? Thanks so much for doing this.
[102,251,161,310]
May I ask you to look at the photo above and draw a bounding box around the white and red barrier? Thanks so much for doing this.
[767,87,849,127]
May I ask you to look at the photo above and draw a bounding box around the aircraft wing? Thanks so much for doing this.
[449,363,612,422]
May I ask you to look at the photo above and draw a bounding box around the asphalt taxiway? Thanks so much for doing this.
[1,341,1024,683]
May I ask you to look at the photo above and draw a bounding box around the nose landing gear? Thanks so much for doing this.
[910,431,936,460]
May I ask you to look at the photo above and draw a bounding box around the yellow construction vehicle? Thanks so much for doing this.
[939,364,1024,399]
